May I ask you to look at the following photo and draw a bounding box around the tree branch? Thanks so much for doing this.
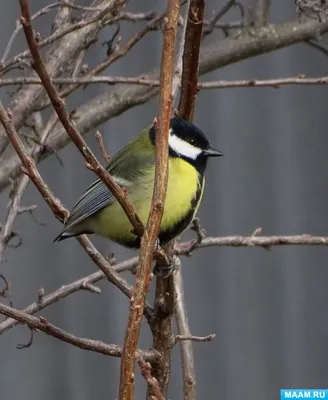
[19,0,144,238]
[174,1,206,399]
[0,256,138,335]
[0,302,159,362]
[177,0,205,120]
[2,18,328,192]
[0,102,153,322]
[0,0,117,157]
[118,1,180,399]
[1,232,328,335]
[4,75,328,88]
[174,264,197,399]
[138,358,166,400]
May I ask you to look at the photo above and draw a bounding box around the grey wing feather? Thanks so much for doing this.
[64,179,116,230]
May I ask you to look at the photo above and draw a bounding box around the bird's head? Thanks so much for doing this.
[149,116,222,166]
[168,117,222,162]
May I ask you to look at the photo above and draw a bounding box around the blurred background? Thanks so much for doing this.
[1,1,328,399]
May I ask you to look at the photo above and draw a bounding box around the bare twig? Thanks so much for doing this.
[174,263,197,400]
[56,12,165,102]
[179,234,328,250]
[0,302,159,362]
[6,75,328,88]
[0,110,53,263]
[118,2,180,399]
[199,76,328,88]
[175,334,216,343]
[1,2,59,63]
[95,131,111,163]
[138,358,166,400]
[2,2,117,73]
[19,0,144,238]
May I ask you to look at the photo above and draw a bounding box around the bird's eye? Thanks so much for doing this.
[189,138,195,145]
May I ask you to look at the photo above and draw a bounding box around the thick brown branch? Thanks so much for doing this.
[118,2,180,400]
[177,0,205,120]
[0,302,159,362]
[19,0,144,238]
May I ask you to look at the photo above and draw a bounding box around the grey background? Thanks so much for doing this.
[1,1,328,399]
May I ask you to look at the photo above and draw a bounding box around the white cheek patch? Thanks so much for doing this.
[169,133,202,160]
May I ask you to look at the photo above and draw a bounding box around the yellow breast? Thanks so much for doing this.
[89,157,203,243]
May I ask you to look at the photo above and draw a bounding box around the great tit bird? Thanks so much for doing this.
[54,117,222,247]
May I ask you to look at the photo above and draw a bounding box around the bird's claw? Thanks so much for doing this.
[153,257,179,279]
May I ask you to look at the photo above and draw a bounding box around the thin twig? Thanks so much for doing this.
[174,263,197,400]
[5,75,328,88]
[0,302,159,362]
[2,2,117,73]
[175,334,216,343]
[55,12,165,102]
[19,0,144,238]
[118,2,180,399]
[178,234,328,251]
[0,110,52,263]
[95,130,111,163]
[1,2,59,64]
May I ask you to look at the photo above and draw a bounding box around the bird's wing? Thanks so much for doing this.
[62,140,154,232]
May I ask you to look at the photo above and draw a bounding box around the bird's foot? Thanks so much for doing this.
[153,255,179,279]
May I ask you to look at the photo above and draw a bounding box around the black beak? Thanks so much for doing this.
[203,148,223,157]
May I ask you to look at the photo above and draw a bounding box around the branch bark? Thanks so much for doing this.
[118,1,180,399]
[178,0,205,120]
[0,302,158,362]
